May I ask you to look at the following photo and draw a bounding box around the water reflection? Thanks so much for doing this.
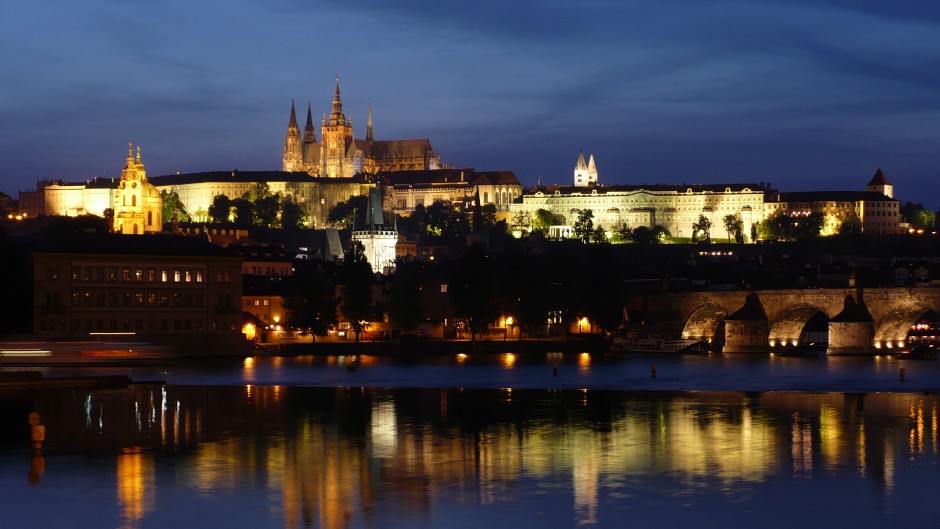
[3,387,940,528]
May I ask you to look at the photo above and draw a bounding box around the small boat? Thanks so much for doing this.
[892,344,939,360]
[0,341,179,366]
[610,334,706,354]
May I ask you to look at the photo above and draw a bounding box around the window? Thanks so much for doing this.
[161,270,169,282]
[174,270,181,282]
[196,270,203,283]
[135,269,143,282]
[122,268,131,282]
[185,270,192,283]
[148,269,156,282]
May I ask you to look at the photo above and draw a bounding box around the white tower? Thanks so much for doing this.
[574,150,598,187]
[351,187,398,274]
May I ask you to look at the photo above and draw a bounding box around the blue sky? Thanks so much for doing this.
[3,0,940,207]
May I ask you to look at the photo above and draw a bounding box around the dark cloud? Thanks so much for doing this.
[2,0,940,207]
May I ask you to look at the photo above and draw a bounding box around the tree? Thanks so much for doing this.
[510,211,531,235]
[338,241,375,342]
[900,202,936,231]
[692,214,712,243]
[591,226,609,244]
[386,261,425,332]
[245,183,280,228]
[532,209,555,234]
[583,245,625,334]
[631,226,653,244]
[573,209,594,243]
[495,245,549,339]
[327,194,369,228]
[424,199,469,237]
[723,213,744,243]
[612,223,633,243]
[283,261,337,339]
[449,244,498,342]
[231,197,255,228]
[280,196,308,230]
[160,190,190,223]
[208,194,233,223]
[651,225,671,243]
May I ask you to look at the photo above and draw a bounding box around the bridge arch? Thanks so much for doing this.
[874,303,939,351]
[768,304,830,347]
[681,303,728,342]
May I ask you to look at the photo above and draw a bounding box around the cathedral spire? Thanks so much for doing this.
[330,75,346,125]
[303,103,316,143]
[366,102,374,143]
[288,99,298,129]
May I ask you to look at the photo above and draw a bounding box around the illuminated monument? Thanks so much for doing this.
[112,144,163,234]
[283,77,440,177]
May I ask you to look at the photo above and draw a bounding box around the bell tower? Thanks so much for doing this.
[282,100,303,171]
[320,76,354,178]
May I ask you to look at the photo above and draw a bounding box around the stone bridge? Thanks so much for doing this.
[624,288,940,354]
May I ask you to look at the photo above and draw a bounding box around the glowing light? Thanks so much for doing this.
[579,352,591,369]
[506,316,514,326]
[456,353,468,365]
[503,353,516,368]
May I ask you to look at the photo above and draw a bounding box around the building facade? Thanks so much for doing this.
[283,78,441,177]
[381,169,523,218]
[112,144,163,235]
[29,233,248,354]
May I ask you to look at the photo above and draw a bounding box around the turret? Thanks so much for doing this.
[866,168,893,198]
[329,76,346,126]
[283,100,303,171]
[574,149,590,187]
[303,103,316,144]
[366,103,374,143]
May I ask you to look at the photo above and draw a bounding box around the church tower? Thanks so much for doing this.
[320,77,355,178]
[282,100,303,171]
[112,144,163,235]
[866,168,893,198]
[303,103,316,145]
[366,103,374,144]
[573,150,597,187]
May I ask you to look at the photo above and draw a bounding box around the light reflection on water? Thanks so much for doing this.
[1,386,939,528]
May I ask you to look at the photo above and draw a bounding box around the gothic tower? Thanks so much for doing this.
[320,77,355,178]
[303,103,316,145]
[283,100,303,171]
[366,103,374,144]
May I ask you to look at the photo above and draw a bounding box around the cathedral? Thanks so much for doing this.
[283,78,441,177]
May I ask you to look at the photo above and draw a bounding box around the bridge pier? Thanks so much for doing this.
[722,294,770,353]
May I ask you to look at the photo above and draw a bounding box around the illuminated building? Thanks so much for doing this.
[112,144,163,235]
[351,187,398,274]
[761,169,899,236]
[283,77,441,177]
[382,168,523,217]
[28,232,249,354]
[18,145,162,226]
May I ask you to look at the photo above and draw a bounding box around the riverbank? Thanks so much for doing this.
[259,335,611,356]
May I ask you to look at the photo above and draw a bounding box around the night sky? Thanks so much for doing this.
[3,1,940,207]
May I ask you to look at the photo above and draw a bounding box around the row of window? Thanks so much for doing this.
[70,290,206,308]
[67,266,228,283]
[37,318,237,333]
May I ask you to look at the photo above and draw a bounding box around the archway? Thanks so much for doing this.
[768,304,829,350]
[681,304,727,343]
[874,304,938,351]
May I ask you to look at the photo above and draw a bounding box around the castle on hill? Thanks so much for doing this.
[283,77,441,177]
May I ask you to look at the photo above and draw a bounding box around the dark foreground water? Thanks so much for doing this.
[2,352,940,528]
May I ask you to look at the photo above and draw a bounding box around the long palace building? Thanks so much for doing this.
[509,152,899,238]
